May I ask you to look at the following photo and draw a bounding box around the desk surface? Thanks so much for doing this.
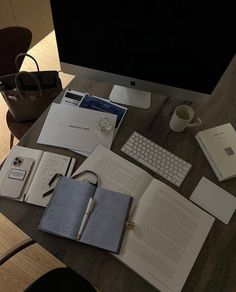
[0,55,236,292]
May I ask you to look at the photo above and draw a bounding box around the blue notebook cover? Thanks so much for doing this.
[38,176,133,253]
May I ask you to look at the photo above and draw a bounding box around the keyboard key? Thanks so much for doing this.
[121,132,192,187]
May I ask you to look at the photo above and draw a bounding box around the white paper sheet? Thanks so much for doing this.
[37,103,117,155]
[190,177,236,224]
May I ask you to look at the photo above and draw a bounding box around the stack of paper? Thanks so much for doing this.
[37,103,117,156]
[60,89,127,138]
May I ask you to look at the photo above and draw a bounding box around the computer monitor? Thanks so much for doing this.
[49,2,235,109]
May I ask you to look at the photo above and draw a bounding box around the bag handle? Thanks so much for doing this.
[15,71,42,99]
[15,53,40,72]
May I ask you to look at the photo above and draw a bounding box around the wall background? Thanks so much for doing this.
[0,0,54,47]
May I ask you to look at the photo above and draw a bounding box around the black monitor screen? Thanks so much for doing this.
[50,1,236,95]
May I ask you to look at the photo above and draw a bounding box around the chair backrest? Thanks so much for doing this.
[24,267,98,292]
[0,26,32,76]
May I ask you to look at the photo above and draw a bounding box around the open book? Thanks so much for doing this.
[0,145,76,207]
[73,144,215,292]
[38,176,133,253]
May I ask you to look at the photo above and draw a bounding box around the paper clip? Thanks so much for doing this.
[126,221,136,230]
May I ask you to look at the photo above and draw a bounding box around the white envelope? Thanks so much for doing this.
[37,103,117,155]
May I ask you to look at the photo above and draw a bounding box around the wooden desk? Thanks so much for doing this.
[0,55,236,292]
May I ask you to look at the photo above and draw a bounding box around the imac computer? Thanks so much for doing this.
[49,2,235,109]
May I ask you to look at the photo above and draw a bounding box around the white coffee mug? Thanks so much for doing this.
[169,104,201,132]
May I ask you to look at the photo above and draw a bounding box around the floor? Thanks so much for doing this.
[0,31,74,163]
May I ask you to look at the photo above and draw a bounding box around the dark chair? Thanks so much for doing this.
[0,26,32,76]
[6,110,35,148]
[24,267,97,292]
[0,26,33,148]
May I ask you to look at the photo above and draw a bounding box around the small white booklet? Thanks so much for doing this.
[0,145,76,207]
[195,123,236,181]
[72,144,215,292]
[37,103,117,157]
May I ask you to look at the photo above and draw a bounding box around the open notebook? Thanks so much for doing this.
[38,176,133,253]
[0,145,76,207]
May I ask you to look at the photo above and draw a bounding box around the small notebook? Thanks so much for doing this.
[195,123,236,181]
[38,176,133,254]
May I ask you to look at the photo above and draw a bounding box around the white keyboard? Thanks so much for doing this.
[121,132,192,187]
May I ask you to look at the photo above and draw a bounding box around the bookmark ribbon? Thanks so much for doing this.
[42,170,99,198]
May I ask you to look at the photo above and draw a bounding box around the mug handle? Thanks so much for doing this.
[187,117,202,128]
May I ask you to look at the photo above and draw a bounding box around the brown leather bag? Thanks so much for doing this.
[0,53,62,121]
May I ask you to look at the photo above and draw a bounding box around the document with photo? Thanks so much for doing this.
[79,93,127,137]
[60,89,86,106]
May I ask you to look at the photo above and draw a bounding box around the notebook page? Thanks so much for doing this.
[25,152,75,207]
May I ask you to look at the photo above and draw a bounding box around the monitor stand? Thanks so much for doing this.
[109,85,151,109]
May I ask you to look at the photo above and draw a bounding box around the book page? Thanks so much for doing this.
[117,179,215,292]
[0,145,43,200]
[25,152,75,207]
[72,144,153,208]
